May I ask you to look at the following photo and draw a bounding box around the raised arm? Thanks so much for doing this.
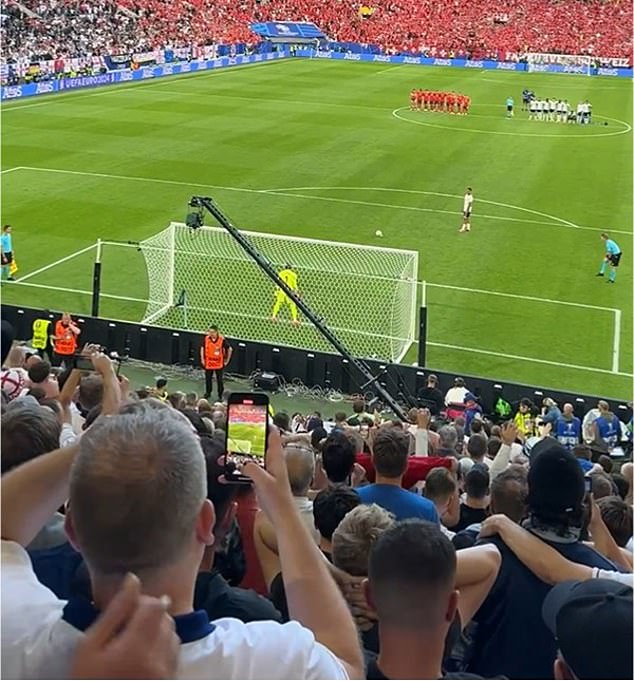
[1,443,79,546]
[246,430,363,679]
[414,408,431,457]
[89,351,121,416]
[489,422,517,479]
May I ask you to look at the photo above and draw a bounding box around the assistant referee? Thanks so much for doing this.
[597,233,622,284]
[1,224,15,281]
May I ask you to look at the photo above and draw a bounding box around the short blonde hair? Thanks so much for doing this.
[70,404,206,576]
[332,504,395,576]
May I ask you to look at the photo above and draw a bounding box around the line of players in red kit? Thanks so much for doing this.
[409,89,471,114]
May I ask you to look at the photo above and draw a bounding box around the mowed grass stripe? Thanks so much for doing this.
[1,60,631,396]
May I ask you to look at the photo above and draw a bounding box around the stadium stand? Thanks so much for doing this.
[1,0,633,675]
[1,320,632,678]
[2,0,632,73]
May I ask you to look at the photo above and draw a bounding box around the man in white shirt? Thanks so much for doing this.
[445,376,468,409]
[529,97,538,120]
[556,100,566,123]
[1,396,362,679]
[459,187,474,233]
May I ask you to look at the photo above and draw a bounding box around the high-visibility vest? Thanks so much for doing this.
[32,319,51,349]
[203,334,225,370]
[54,320,78,356]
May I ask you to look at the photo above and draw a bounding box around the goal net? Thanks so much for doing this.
[139,222,418,363]
[525,52,592,75]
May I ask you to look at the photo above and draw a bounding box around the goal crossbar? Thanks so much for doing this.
[134,220,419,366]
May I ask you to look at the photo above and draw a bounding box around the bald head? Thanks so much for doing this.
[563,403,574,416]
[284,445,315,497]
[69,405,207,576]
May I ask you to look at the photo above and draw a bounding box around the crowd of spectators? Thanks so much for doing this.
[2,0,631,75]
[1,316,633,679]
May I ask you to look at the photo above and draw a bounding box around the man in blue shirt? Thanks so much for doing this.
[357,426,438,523]
[1,224,14,281]
[597,232,622,283]
[555,403,581,451]
[593,399,622,452]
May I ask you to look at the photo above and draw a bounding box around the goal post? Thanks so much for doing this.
[137,222,419,363]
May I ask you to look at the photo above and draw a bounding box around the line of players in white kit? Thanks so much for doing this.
[528,98,592,123]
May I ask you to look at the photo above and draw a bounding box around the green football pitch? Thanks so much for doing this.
[1,58,632,398]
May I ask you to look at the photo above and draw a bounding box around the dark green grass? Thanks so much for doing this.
[1,59,632,397]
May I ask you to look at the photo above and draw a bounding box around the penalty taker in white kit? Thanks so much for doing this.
[271,264,300,325]
[459,187,474,233]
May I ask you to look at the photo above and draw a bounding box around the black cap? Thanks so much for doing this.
[542,579,633,679]
[528,438,584,521]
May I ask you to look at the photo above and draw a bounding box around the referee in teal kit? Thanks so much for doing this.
[1,224,14,281]
[597,232,622,283]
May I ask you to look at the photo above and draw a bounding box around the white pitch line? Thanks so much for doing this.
[14,242,97,283]
[9,166,633,237]
[373,65,404,75]
[427,341,634,378]
[6,279,164,306]
[392,106,633,139]
[266,185,632,236]
[0,167,24,174]
[1,59,296,112]
[612,309,622,374]
[427,282,616,313]
[11,165,567,231]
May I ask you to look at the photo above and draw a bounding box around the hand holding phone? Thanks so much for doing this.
[224,393,269,483]
[240,426,295,518]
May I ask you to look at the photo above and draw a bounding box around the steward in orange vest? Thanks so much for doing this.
[52,312,80,366]
[200,326,232,400]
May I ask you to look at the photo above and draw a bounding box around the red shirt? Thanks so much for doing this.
[356,453,454,489]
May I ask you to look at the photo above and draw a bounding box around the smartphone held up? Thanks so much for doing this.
[224,393,269,483]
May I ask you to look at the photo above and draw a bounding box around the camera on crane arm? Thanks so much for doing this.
[185,197,205,230]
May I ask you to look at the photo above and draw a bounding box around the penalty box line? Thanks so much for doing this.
[425,341,633,378]
[423,282,624,376]
[14,242,98,283]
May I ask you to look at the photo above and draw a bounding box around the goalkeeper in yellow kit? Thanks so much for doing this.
[271,265,300,325]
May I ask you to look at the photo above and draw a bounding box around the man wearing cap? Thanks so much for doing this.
[543,579,632,680]
[467,439,621,680]
[444,377,468,420]
[417,374,444,415]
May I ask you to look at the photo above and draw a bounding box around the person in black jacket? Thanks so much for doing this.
[417,374,444,415]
